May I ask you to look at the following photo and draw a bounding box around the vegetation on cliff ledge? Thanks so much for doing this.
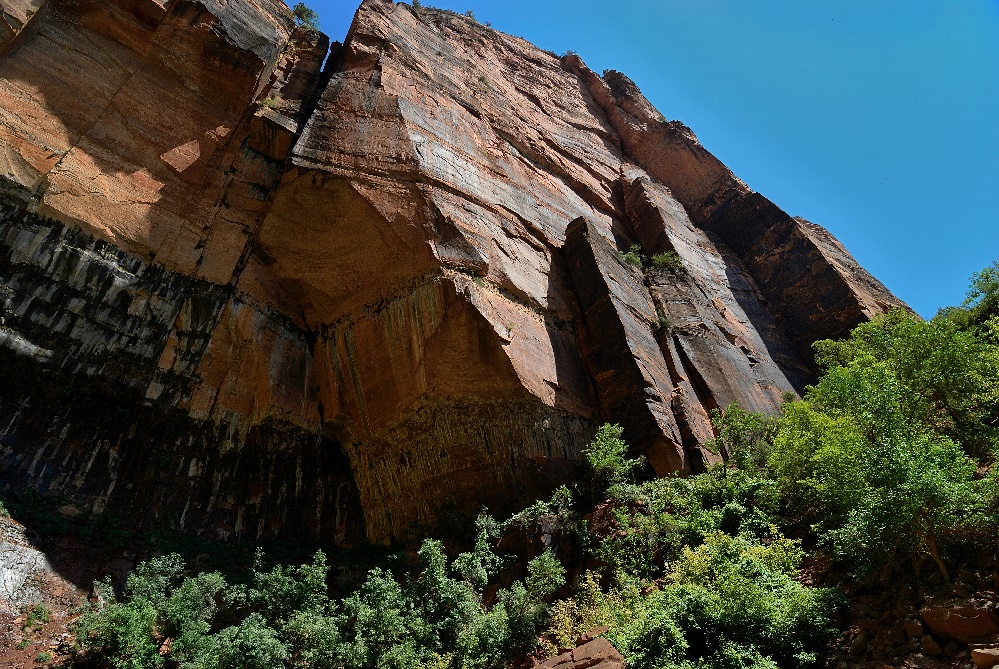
[67,265,999,667]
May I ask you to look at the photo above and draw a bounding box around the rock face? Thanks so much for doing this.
[0,0,906,545]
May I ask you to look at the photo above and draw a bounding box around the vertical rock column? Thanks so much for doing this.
[563,217,690,473]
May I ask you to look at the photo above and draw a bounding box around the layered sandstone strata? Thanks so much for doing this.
[0,0,906,545]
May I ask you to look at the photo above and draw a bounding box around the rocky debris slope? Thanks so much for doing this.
[0,0,906,545]
[829,564,999,669]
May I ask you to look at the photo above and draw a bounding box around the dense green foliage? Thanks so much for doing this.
[771,307,999,579]
[73,541,567,668]
[71,263,998,668]
[72,456,832,669]
[573,467,836,669]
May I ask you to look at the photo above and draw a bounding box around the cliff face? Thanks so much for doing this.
[0,0,906,545]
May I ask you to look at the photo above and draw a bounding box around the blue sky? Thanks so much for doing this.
[311,1,999,318]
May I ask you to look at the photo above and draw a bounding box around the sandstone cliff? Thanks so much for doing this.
[0,0,906,545]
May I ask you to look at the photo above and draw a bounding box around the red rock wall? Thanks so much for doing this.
[0,0,907,545]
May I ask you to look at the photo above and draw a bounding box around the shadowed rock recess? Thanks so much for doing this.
[0,0,905,545]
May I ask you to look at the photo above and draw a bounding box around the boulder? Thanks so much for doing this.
[921,603,999,644]
[971,646,999,668]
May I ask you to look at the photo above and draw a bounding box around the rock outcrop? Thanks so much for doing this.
[539,637,625,669]
[0,0,906,545]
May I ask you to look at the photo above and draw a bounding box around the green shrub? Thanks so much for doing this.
[452,515,505,593]
[769,310,999,579]
[213,614,288,669]
[564,533,836,669]
[618,244,647,269]
[497,551,565,653]
[23,604,50,630]
[653,314,675,333]
[242,550,330,627]
[592,466,780,581]
[73,554,231,669]
[651,250,685,274]
[812,309,999,458]
[73,584,162,669]
[963,259,999,325]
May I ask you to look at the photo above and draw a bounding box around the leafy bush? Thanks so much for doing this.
[651,250,685,274]
[73,554,231,669]
[551,534,836,669]
[618,244,647,269]
[73,581,162,669]
[23,604,50,630]
[962,259,999,325]
[592,465,780,582]
[242,549,331,628]
[74,535,575,669]
[771,396,986,580]
[811,309,999,458]
[654,314,675,333]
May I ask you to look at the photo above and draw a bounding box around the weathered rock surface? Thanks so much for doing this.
[972,646,999,669]
[921,603,999,645]
[0,0,906,545]
[539,637,625,669]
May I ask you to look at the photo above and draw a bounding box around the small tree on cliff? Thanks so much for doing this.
[292,2,320,30]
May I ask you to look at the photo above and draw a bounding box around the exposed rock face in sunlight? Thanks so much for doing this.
[0,0,906,545]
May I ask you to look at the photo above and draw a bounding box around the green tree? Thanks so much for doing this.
[583,424,644,500]
[73,554,225,669]
[706,403,778,471]
[212,614,289,669]
[292,2,320,30]
[497,552,565,653]
[964,259,999,325]
[242,550,331,628]
[618,244,647,269]
[770,340,993,579]
[812,309,999,459]
[596,532,836,669]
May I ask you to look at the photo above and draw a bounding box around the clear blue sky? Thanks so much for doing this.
[311,0,999,318]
